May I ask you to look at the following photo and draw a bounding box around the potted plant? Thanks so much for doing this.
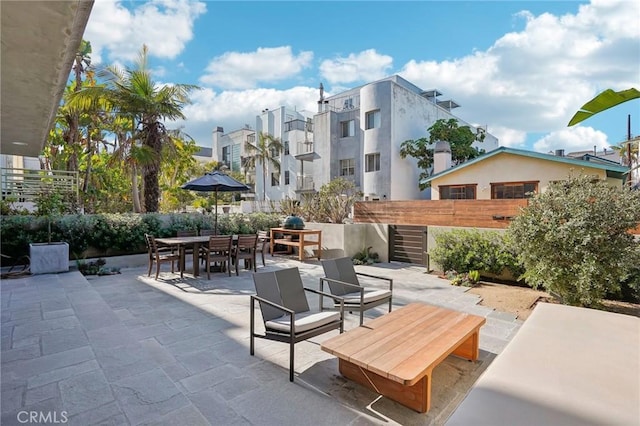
[29,189,70,274]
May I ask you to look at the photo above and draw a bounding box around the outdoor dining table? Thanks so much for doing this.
[155,235,226,277]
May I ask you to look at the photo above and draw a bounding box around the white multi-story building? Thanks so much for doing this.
[209,75,498,202]
[209,107,314,201]
[311,75,498,201]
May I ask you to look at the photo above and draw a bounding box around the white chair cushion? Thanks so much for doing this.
[266,311,341,333]
[341,289,391,305]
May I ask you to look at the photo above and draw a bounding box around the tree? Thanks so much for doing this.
[506,174,640,307]
[69,45,199,212]
[568,88,640,126]
[400,118,485,190]
[244,132,283,201]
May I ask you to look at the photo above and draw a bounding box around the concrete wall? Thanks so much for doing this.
[306,222,389,262]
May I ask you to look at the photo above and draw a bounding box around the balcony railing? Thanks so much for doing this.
[296,175,315,191]
[1,168,79,203]
[296,141,314,156]
[284,119,313,133]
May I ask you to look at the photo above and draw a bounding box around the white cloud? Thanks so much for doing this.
[533,126,609,153]
[400,0,639,152]
[84,0,206,63]
[200,47,313,90]
[174,86,319,146]
[319,49,393,84]
[489,126,528,148]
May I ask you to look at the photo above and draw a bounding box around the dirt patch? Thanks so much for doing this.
[467,281,640,320]
[467,282,551,320]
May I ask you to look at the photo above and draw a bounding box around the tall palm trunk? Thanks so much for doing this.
[132,164,142,213]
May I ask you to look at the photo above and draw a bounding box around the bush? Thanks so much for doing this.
[431,228,522,277]
[507,174,640,307]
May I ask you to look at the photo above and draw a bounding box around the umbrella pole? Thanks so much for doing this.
[214,188,218,235]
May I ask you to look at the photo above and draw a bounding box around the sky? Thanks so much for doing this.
[83,0,640,154]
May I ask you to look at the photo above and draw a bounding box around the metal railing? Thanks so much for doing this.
[296,175,315,191]
[296,142,314,156]
[1,168,78,203]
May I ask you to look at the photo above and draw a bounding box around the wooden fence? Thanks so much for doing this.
[353,199,529,229]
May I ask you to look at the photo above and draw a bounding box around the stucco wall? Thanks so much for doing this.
[431,152,611,200]
[306,222,389,262]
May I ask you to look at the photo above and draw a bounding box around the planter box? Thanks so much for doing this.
[29,242,69,274]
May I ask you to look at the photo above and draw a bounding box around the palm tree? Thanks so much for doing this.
[69,45,199,212]
[243,131,283,201]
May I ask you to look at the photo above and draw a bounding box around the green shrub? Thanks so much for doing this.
[507,174,640,307]
[431,228,522,276]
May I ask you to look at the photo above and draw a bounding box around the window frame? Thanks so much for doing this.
[340,158,355,176]
[284,170,290,185]
[365,110,381,130]
[270,172,280,187]
[490,181,538,199]
[340,119,355,137]
[365,153,381,172]
[284,141,290,155]
[439,184,477,200]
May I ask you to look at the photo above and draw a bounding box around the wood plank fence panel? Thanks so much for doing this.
[354,200,529,229]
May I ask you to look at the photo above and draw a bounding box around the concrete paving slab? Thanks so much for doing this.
[2,258,528,425]
[59,369,115,416]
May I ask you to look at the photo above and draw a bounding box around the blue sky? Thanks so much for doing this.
[84,0,639,154]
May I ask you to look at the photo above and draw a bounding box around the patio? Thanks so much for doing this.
[1,257,523,425]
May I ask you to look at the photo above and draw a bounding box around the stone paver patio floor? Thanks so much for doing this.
[1,257,523,425]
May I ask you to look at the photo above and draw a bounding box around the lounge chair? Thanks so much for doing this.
[320,257,393,325]
[250,267,344,381]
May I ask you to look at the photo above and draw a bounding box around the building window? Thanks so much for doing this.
[365,110,380,130]
[340,158,355,176]
[270,147,280,158]
[491,182,538,199]
[284,171,290,185]
[222,146,231,165]
[284,141,290,155]
[340,120,355,137]
[271,172,279,186]
[365,153,380,172]
[440,184,477,199]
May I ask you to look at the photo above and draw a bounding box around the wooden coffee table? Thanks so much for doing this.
[320,303,486,413]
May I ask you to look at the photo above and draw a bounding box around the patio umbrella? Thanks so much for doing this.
[181,171,250,234]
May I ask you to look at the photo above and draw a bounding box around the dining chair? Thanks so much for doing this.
[255,230,270,267]
[200,235,233,279]
[233,234,258,275]
[144,233,182,279]
[199,229,216,236]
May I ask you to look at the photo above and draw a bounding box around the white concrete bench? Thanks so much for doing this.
[446,302,640,426]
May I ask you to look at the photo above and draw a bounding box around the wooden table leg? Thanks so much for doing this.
[338,359,431,413]
[452,329,480,361]
[192,242,200,277]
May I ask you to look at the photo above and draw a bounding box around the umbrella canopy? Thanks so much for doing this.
[181,171,250,233]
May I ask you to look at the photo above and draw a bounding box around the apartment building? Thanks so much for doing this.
[311,75,498,201]
[208,107,314,201]
[209,75,498,202]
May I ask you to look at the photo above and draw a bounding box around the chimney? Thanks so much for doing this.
[215,126,224,133]
[317,82,325,113]
[433,141,452,174]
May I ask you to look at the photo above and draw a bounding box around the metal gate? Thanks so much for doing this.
[389,225,428,265]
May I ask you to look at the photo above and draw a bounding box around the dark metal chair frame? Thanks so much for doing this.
[320,257,393,325]
[250,267,345,382]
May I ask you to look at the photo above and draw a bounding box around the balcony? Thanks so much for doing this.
[295,175,315,193]
[284,119,313,133]
[295,141,316,161]
[1,167,78,204]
